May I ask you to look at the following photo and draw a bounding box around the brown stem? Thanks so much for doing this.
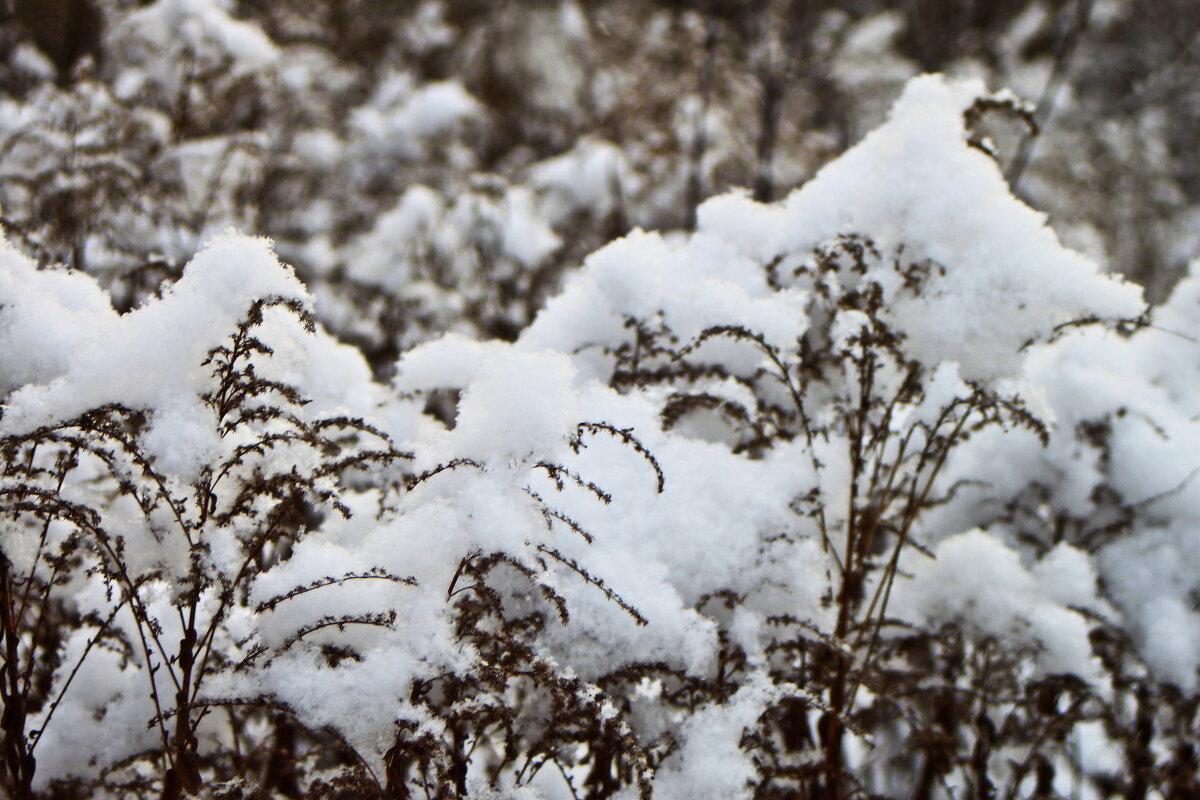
[685,16,720,230]
[753,62,783,203]
[0,556,34,799]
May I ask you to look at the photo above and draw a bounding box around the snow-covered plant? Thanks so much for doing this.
[4,59,1199,800]
[513,74,1146,799]
[320,179,564,366]
[0,234,412,796]
[921,254,1200,797]
[0,226,665,798]
[0,77,164,280]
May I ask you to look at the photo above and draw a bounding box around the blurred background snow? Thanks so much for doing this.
[2,0,1197,371]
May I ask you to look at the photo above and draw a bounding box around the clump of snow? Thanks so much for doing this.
[345,183,559,299]
[895,530,1103,682]
[652,674,781,800]
[109,0,279,97]
[441,346,579,467]
[524,227,808,377]
[1,232,310,477]
[351,73,483,159]
[0,235,117,396]
[698,75,1144,382]
[530,138,632,222]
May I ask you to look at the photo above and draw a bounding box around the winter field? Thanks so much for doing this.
[1,2,1199,799]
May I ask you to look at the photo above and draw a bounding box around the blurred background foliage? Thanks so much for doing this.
[1,0,1197,361]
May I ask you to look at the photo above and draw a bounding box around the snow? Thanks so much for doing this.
[1,233,311,477]
[0,70,1188,796]
[344,183,560,316]
[351,74,483,158]
[530,139,631,221]
[697,75,1144,382]
[111,0,279,82]
[0,234,117,395]
[651,674,781,800]
[895,530,1104,682]
[437,346,580,468]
